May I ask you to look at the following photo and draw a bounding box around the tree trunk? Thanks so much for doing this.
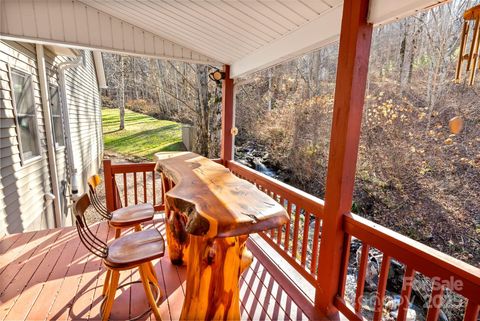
[181,235,252,321]
[195,65,210,156]
[118,56,125,130]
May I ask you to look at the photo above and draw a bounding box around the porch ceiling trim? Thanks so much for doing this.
[0,0,221,65]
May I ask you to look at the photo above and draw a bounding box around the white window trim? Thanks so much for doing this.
[8,65,43,166]
[48,83,66,150]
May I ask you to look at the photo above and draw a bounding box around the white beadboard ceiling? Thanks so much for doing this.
[1,0,449,78]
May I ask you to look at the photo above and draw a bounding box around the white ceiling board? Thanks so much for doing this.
[0,0,221,65]
[230,4,343,78]
[368,0,450,25]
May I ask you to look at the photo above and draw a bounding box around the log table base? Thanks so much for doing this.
[155,152,288,320]
[180,235,253,320]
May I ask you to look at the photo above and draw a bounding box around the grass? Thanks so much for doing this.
[102,108,185,160]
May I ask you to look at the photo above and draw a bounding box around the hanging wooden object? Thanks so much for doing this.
[455,5,480,86]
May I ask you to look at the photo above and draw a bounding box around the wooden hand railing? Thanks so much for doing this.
[226,160,480,321]
[103,160,164,212]
[227,160,325,284]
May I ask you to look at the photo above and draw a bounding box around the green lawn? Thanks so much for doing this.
[102,108,185,160]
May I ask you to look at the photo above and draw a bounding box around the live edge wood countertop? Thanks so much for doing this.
[154,152,289,239]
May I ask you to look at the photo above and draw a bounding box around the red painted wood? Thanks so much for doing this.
[110,162,156,173]
[25,229,82,320]
[344,214,480,300]
[284,201,292,251]
[334,297,366,321]
[143,171,147,203]
[396,266,415,321]
[291,206,301,260]
[300,212,310,266]
[133,172,138,204]
[259,232,317,285]
[373,256,390,321]
[47,225,100,320]
[152,170,157,205]
[123,173,128,206]
[315,0,373,314]
[276,196,285,245]
[2,229,67,321]
[0,231,41,279]
[425,281,444,321]
[337,234,351,298]
[463,301,480,321]
[355,244,370,313]
[227,161,325,216]
[221,64,234,163]
[310,216,321,274]
[103,159,115,212]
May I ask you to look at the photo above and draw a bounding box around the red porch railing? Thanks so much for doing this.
[103,160,164,212]
[225,160,480,321]
[103,158,480,321]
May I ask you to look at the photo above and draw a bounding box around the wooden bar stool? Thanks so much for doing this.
[88,174,155,238]
[74,193,164,321]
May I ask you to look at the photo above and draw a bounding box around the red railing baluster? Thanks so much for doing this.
[310,215,321,274]
[134,172,138,204]
[277,196,284,245]
[301,211,310,266]
[291,206,301,260]
[284,201,292,251]
[337,234,351,297]
[143,171,147,203]
[373,255,391,321]
[152,170,156,205]
[425,281,444,321]
[463,301,479,321]
[355,243,370,312]
[397,266,415,321]
[123,173,128,206]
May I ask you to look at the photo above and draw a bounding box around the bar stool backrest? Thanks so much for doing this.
[74,193,108,258]
[88,174,122,217]
[87,175,111,219]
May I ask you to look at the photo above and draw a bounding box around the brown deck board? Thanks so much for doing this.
[0,217,319,321]
[25,229,82,320]
[4,228,70,321]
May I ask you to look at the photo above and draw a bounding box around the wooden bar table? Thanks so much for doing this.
[155,152,289,320]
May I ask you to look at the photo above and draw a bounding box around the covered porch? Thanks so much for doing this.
[1,0,480,320]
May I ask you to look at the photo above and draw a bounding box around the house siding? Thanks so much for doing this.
[0,40,103,235]
[0,41,55,234]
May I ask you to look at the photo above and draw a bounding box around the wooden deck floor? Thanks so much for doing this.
[0,216,320,321]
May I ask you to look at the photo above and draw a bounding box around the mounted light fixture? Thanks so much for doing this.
[455,4,480,86]
[209,68,225,84]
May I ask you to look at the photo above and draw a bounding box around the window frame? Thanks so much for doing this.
[48,83,66,150]
[8,65,42,166]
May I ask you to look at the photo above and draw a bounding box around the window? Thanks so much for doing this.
[11,69,40,162]
[49,85,65,147]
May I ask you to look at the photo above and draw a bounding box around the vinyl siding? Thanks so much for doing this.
[0,41,103,235]
[0,40,55,235]
[58,50,103,226]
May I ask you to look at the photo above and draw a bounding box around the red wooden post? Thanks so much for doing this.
[220,65,234,164]
[103,159,115,212]
[315,0,373,315]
